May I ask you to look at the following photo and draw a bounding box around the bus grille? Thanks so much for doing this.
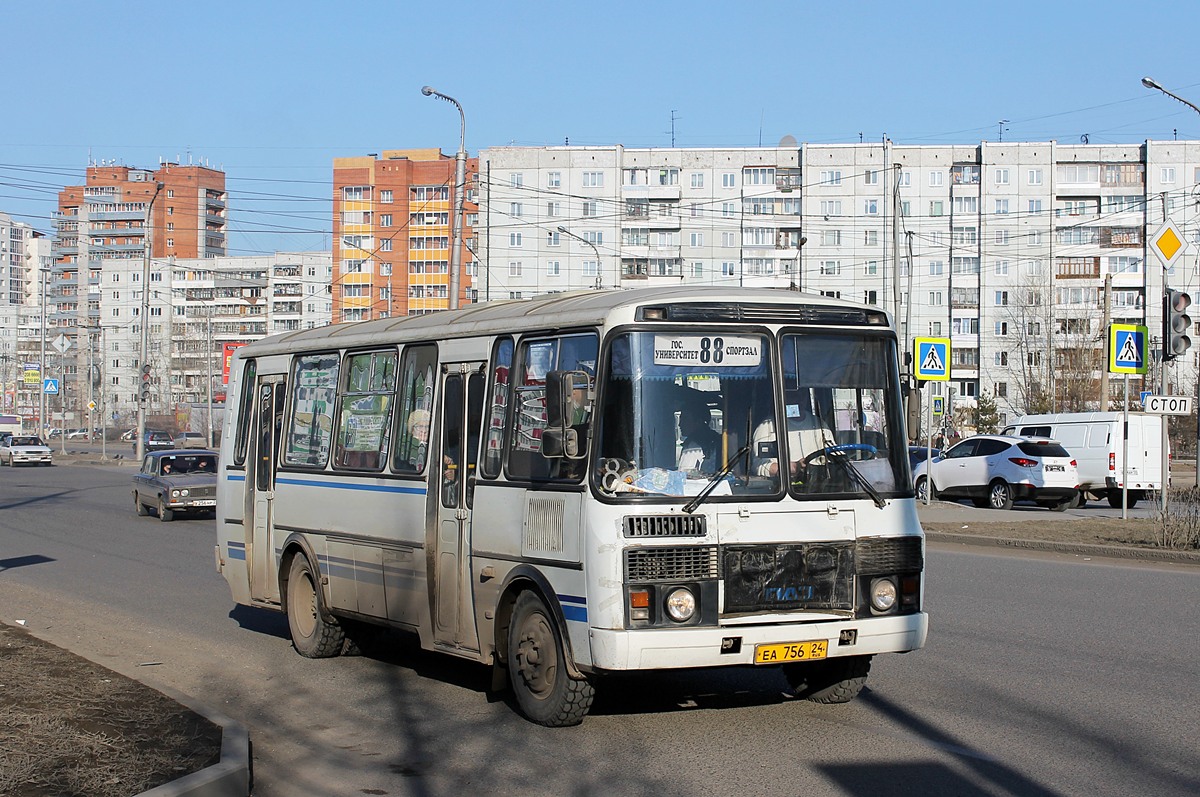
[625,546,719,582]
[723,543,855,613]
[623,515,707,538]
[525,497,565,553]
[856,536,923,575]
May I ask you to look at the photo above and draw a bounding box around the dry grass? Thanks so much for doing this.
[0,624,221,797]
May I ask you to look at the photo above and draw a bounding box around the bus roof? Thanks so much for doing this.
[234,286,892,359]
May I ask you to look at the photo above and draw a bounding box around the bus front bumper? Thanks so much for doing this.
[586,612,928,672]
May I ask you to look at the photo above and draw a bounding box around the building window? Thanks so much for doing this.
[864,230,879,246]
[929,200,944,217]
[928,260,944,276]
[582,200,598,217]
[547,171,561,187]
[1028,199,1043,215]
[995,168,1010,185]
[822,230,842,246]
[819,170,842,186]
[582,171,603,187]
[691,173,704,188]
[690,232,704,247]
[380,214,392,226]
[994,260,1009,275]
[508,261,522,276]
[863,261,878,276]
[1161,167,1177,183]
[820,261,841,276]
[582,260,598,277]
[995,290,1009,306]
[928,291,943,306]
[722,262,735,276]
[1028,169,1043,185]
[381,239,393,252]
[584,231,603,245]
[995,321,1008,336]
[995,199,1009,215]
[379,190,393,203]
[722,173,736,188]
[864,198,879,215]
[929,171,944,187]
[509,233,523,247]
[547,231,560,246]
[547,261,560,276]
[864,169,879,185]
[995,230,1009,245]
[546,201,561,217]
[820,200,842,217]
[509,173,523,187]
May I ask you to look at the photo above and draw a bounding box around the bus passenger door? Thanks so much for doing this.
[432,363,485,651]
[249,375,286,603]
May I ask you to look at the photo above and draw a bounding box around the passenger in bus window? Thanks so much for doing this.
[678,405,720,474]
[752,392,834,483]
[404,409,430,469]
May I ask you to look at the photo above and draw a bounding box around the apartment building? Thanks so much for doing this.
[49,162,228,419]
[97,252,331,426]
[332,149,478,321]
[0,215,51,426]
[479,141,1200,426]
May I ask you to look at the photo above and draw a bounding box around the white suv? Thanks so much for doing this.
[913,434,1079,511]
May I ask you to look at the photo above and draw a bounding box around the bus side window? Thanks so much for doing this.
[233,359,256,467]
[480,337,513,479]
[391,344,438,474]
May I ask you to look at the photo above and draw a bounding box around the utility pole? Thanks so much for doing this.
[136,181,164,461]
[1099,272,1112,410]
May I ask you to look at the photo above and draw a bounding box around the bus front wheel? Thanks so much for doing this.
[507,590,594,727]
[784,654,872,704]
[286,554,345,658]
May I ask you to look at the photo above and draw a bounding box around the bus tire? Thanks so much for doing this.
[507,590,594,727]
[286,554,345,659]
[784,654,872,704]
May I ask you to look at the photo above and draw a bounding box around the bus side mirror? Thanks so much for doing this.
[540,427,580,459]
[545,369,591,427]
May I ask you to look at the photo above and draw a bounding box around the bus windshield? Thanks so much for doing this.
[594,330,907,500]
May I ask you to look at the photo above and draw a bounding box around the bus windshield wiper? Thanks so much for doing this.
[825,448,887,509]
[682,444,750,514]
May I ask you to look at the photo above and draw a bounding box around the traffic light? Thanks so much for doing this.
[1163,288,1192,362]
[140,363,152,403]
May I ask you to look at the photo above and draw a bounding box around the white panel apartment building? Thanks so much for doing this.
[480,141,1200,427]
[97,251,332,425]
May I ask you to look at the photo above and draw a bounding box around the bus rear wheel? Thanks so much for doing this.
[784,654,872,704]
[286,554,345,658]
[507,590,594,727]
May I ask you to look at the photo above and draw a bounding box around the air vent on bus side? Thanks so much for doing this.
[855,536,924,575]
[625,546,720,582]
[623,515,708,538]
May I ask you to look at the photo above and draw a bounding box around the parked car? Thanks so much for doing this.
[173,431,207,449]
[912,434,1079,511]
[132,450,219,521]
[0,434,53,467]
[134,430,174,453]
[65,428,90,440]
[120,428,136,442]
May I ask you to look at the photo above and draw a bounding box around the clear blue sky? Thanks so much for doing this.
[4,0,1199,255]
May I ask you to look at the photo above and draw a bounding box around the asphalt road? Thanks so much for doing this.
[1,464,1198,796]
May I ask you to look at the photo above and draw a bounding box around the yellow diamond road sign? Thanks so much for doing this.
[1151,220,1187,268]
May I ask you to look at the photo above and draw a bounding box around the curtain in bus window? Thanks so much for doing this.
[392,344,437,474]
[333,351,397,470]
[284,353,339,467]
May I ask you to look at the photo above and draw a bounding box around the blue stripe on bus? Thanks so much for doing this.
[227,474,246,482]
[227,541,246,561]
[558,593,587,623]
[275,477,427,495]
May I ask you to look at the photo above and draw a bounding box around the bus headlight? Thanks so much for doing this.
[664,587,697,622]
[870,578,898,613]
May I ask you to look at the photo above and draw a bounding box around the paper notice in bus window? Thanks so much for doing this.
[653,335,761,367]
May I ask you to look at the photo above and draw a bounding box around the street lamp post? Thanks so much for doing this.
[557,226,603,289]
[1141,77,1200,116]
[39,266,49,436]
[136,181,164,461]
[422,86,467,310]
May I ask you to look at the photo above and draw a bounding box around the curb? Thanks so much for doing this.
[926,530,1200,565]
[135,688,250,797]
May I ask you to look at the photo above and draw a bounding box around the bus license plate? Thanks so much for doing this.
[754,639,828,664]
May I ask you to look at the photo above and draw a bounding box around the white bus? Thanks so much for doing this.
[215,287,927,725]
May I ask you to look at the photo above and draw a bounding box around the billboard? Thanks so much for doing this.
[222,342,248,384]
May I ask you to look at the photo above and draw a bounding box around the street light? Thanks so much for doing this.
[422,85,467,311]
[136,181,164,461]
[38,265,49,436]
[557,226,603,290]
[1141,77,1200,116]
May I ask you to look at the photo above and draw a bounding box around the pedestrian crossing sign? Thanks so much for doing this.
[1108,323,1148,375]
[914,337,951,381]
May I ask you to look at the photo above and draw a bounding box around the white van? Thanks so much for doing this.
[1001,412,1163,508]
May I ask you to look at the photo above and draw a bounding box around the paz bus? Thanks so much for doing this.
[215,286,927,726]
